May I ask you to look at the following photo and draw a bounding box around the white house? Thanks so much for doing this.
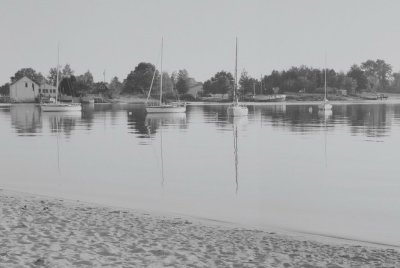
[9,76,40,102]
[39,83,57,99]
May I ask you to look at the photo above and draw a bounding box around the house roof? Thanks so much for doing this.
[10,76,39,86]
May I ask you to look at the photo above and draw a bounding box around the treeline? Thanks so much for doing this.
[203,59,400,95]
[0,63,196,98]
[2,58,400,97]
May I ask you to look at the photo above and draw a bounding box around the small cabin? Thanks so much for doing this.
[9,76,40,102]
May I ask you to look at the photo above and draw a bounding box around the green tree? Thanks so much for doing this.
[11,68,45,84]
[62,64,74,77]
[375,59,392,90]
[74,71,94,93]
[347,64,367,91]
[176,69,190,94]
[108,76,123,96]
[0,83,10,96]
[239,70,256,95]
[161,72,174,93]
[59,75,76,96]
[203,71,234,95]
[47,67,62,86]
[390,72,400,92]
[361,59,392,91]
[123,62,158,94]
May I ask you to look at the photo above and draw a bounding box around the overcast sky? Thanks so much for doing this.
[1,0,399,84]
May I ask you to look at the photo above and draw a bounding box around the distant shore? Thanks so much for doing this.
[113,92,400,105]
[3,92,400,106]
[1,188,399,267]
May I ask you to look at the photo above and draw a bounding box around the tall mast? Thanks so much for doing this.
[234,37,238,103]
[56,43,59,103]
[324,53,327,101]
[159,37,163,105]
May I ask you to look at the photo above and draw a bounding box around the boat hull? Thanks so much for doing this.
[145,104,186,113]
[0,103,12,107]
[227,104,248,117]
[318,103,332,111]
[251,94,286,102]
[40,103,82,112]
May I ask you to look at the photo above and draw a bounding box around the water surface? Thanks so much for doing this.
[1,103,399,245]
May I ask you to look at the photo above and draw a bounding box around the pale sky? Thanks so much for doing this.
[0,0,399,85]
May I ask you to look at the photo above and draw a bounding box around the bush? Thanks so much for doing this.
[180,94,196,101]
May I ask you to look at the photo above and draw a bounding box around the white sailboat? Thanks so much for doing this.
[227,38,248,117]
[145,38,186,114]
[318,56,332,111]
[41,45,82,112]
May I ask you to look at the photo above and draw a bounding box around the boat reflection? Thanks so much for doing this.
[318,110,330,169]
[143,113,187,187]
[228,116,248,193]
[318,109,333,119]
[41,111,81,138]
[144,113,187,137]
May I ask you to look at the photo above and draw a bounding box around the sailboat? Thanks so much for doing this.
[41,45,82,112]
[227,38,248,117]
[146,38,186,114]
[318,56,332,111]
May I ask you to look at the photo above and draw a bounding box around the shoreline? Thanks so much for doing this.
[1,188,399,267]
[89,96,400,106]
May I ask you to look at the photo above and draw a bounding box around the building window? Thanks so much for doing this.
[39,89,41,93]
[25,82,28,87]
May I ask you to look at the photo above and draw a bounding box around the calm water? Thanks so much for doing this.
[1,103,400,245]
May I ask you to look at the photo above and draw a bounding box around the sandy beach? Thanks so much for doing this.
[0,189,399,267]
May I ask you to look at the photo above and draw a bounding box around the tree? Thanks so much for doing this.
[0,83,10,96]
[59,75,77,96]
[123,62,158,94]
[161,72,174,94]
[11,68,45,84]
[74,71,94,94]
[176,69,190,94]
[239,70,256,95]
[264,71,281,93]
[203,71,234,95]
[390,72,400,92]
[62,64,74,77]
[47,67,62,86]
[347,64,367,91]
[108,76,123,95]
[361,59,392,91]
[375,59,392,90]
[77,71,94,85]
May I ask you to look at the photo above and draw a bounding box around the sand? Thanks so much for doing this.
[1,189,399,267]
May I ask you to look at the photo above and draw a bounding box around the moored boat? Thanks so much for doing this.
[227,38,248,117]
[318,55,332,112]
[251,94,286,102]
[145,38,186,114]
[40,45,82,112]
[146,103,186,113]
[40,102,82,112]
